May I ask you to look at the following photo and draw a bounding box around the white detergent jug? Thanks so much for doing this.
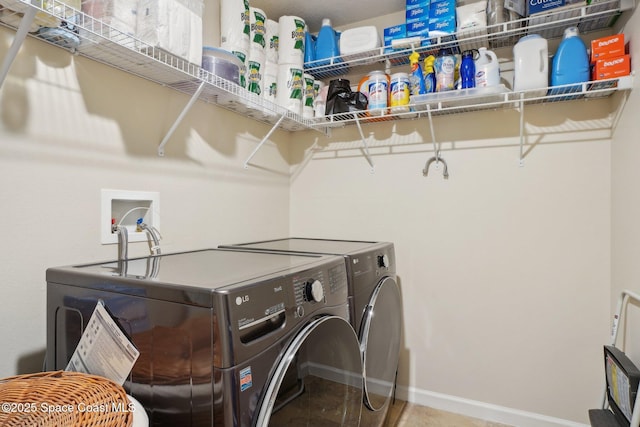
[474,47,500,87]
[513,34,548,95]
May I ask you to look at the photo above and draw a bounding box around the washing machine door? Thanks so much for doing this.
[360,276,402,411]
[254,315,363,427]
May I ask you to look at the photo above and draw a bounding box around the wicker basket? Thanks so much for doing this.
[0,370,133,427]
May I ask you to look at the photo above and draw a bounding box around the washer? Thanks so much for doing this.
[219,238,403,426]
[46,248,363,426]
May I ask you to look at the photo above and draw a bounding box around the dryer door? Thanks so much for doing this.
[360,276,402,411]
[254,315,363,427]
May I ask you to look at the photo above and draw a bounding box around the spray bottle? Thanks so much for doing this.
[409,51,427,95]
[423,55,436,93]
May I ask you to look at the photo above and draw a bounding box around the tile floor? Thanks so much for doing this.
[385,401,513,427]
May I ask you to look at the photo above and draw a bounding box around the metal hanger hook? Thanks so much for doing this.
[422,155,449,179]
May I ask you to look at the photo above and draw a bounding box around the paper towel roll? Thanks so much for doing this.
[247,58,265,96]
[303,73,315,118]
[229,48,248,88]
[221,0,249,53]
[276,63,304,115]
[277,15,305,67]
[249,7,267,58]
[137,0,204,65]
[265,19,279,64]
[263,61,278,104]
[248,9,266,96]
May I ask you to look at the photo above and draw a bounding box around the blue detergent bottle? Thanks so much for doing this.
[304,28,316,66]
[551,27,590,87]
[315,18,340,66]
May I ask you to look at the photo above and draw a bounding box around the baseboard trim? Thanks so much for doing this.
[394,386,589,427]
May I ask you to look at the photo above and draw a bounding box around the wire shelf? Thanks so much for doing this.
[303,0,625,79]
[310,76,633,128]
[0,0,632,136]
[0,0,316,132]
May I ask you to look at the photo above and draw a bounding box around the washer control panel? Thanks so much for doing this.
[223,259,349,344]
[304,279,324,302]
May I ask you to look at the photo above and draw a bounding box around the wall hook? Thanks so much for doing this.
[422,156,449,179]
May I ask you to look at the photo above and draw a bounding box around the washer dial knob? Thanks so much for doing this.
[305,279,324,302]
[378,254,390,268]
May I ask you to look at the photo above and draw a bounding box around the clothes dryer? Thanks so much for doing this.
[219,238,402,426]
[46,248,363,426]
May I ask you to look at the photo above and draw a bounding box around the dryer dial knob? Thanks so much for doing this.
[378,254,390,268]
[305,279,324,303]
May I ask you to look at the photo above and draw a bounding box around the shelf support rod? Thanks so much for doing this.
[0,6,37,89]
[158,81,206,157]
[244,113,286,169]
[423,106,449,179]
[353,113,375,173]
[519,94,525,167]
[426,105,440,160]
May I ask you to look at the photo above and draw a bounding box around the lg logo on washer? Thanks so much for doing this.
[236,295,250,305]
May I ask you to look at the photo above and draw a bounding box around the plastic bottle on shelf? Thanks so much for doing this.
[366,70,390,115]
[434,48,456,92]
[551,27,590,87]
[513,34,548,95]
[423,55,436,93]
[460,50,476,89]
[390,72,411,113]
[304,28,316,65]
[409,51,427,95]
[474,47,500,87]
[315,18,340,66]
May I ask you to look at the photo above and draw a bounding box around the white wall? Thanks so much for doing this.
[0,26,291,378]
[611,6,640,363]
[290,98,614,423]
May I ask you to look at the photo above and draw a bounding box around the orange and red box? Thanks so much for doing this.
[590,34,626,63]
[593,55,631,80]
[590,33,631,81]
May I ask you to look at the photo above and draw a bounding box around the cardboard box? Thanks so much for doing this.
[406,20,429,37]
[406,0,430,10]
[384,24,407,52]
[406,5,430,23]
[527,0,584,15]
[591,34,625,63]
[593,55,631,80]
[430,0,456,21]
[429,16,456,35]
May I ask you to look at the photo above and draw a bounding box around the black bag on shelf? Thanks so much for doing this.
[325,78,368,118]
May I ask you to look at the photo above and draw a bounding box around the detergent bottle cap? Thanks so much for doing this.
[322,18,331,27]
[563,26,579,38]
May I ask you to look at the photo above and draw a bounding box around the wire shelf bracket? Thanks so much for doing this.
[353,113,375,173]
[0,5,36,88]
[158,81,206,157]
[244,114,286,169]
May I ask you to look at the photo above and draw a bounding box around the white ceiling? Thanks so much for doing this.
[249,0,406,32]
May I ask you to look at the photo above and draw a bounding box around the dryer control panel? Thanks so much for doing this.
[349,246,396,279]
[292,263,347,318]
